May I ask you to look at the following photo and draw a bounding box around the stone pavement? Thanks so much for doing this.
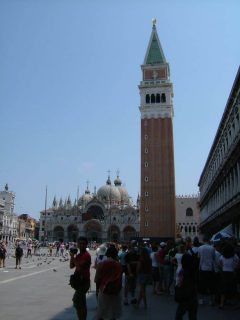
[0,249,239,320]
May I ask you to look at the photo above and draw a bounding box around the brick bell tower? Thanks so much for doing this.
[139,19,176,239]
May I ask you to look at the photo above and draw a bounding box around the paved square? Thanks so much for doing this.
[0,248,239,320]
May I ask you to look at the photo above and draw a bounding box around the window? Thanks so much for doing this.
[146,94,150,104]
[156,93,160,103]
[145,221,148,227]
[145,176,149,182]
[145,207,148,212]
[186,208,193,217]
[145,191,149,197]
[145,148,148,153]
[144,162,148,167]
[151,94,155,103]
[236,113,239,124]
[161,93,166,103]
[144,134,148,140]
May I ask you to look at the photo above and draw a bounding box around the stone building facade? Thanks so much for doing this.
[0,184,18,242]
[198,67,240,238]
[18,214,37,240]
[175,195,200,240]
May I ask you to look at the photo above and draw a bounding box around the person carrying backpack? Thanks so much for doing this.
[15,243,23,269]
[185,237,200,284]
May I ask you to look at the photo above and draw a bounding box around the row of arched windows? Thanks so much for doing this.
[146,93,166,104]
[180,225,197,233]
[201,160,240,218]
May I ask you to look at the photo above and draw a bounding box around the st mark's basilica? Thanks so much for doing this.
[39,174,140,243]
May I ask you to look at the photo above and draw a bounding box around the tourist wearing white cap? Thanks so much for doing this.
[94,245,108,299]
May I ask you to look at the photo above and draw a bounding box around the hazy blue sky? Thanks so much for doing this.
[1,0,239,219]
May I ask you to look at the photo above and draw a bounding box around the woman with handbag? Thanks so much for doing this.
[95,245,122,320]
[70,237,91,320]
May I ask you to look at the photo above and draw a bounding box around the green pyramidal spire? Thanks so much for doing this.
[144,20,166,65]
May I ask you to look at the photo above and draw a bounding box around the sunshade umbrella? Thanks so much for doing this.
[211,231,232,242]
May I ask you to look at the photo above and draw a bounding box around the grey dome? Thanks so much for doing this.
[78,188,93,205]
[97,184,121,202]
[117,186,130,204]
[114,176,122,186]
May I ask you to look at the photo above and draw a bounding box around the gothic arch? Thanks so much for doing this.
[108,225,120,242]
[123,225,136,241]
[85,204,105,221]
[84,220,102,242]
[67,224,79,242]
[186,208,193,216]
[53,225,64,241]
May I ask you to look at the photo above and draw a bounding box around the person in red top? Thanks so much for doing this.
[95,246,122,320]
[70,237,91,320]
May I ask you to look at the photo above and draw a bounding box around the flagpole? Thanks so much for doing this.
[44,185,47,242]
[77,186,79,203]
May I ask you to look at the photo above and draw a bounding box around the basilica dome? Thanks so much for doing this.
[97,176,121,203]
[117,186,130,204]
[114,175,130,204]
[78,188,93,205]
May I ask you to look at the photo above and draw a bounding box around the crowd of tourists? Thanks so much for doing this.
[1,235,240,320]
[69,235,240,320]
